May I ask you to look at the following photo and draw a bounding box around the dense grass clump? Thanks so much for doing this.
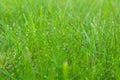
[0,0,120,80]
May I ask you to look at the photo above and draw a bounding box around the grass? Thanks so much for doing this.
[0,0,120,80]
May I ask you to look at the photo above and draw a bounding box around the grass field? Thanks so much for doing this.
[0,0,120,80]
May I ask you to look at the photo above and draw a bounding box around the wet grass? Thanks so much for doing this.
[0,0,120,80]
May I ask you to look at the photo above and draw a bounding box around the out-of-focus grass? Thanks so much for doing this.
[0,0,120,80]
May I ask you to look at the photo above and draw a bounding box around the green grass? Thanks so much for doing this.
[0,0,120,80]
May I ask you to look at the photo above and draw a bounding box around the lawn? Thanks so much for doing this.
[0,0,120,80]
